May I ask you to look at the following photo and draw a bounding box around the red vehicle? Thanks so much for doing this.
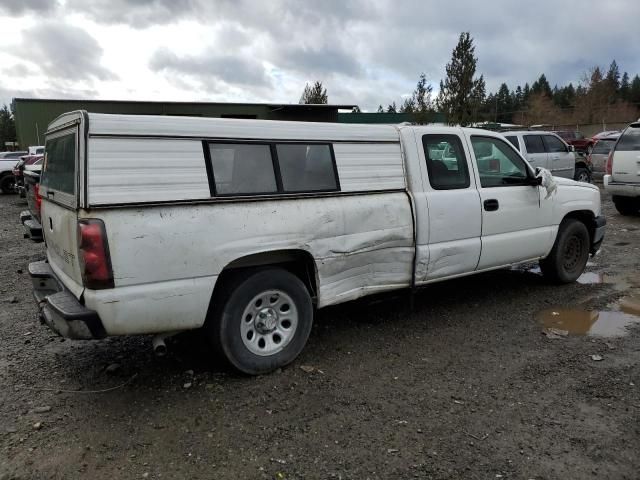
[552,130,595,154]
[13,154,44,197]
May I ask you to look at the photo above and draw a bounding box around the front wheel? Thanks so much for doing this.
[208,268,313,375]
[540,219,590,284]
[574,166,591,183]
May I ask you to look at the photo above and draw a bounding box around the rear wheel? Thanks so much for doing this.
[613,196,640,216]
[574,166,591,183]
[0,175,15,194]
[540,218,590,283]
[208,268,313,375]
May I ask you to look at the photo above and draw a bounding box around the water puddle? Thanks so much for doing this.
[576,272,603,285]
[538,297,640,337]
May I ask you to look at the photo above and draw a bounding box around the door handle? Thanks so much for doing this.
[483,199,499,211]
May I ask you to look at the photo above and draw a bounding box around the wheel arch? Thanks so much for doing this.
[208,249,319,319]
[561,209,596,246]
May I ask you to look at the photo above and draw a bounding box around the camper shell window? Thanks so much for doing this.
[206,141,339,196]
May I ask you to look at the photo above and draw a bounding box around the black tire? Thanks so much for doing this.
[208,268,313,375]
[574,166,591,183]
[540,218,590,284]
[0,175,15,194]
[613,196,640,216]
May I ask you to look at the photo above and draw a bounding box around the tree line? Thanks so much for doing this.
[301,32,640,127]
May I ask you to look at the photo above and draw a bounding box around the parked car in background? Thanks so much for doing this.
[0,151,27,193]
[553,130,595,154]
[503,131,591,182]
[14,154,44,197]
[28,146,45,155]
[589,134,620,181]
[20,160,44,241]
[592,130,620,140]
[604,121,640,215]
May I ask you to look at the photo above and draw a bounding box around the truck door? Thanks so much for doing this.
[467,134,553,270]
[542,134,574,178]
[522,134,549,170]
[404,129,482,283]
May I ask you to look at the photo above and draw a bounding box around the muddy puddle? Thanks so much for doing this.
[539,296,640,337]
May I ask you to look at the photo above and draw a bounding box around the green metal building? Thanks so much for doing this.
[13,98,356,148]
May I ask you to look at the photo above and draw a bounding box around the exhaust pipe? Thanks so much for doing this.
[152,333,174,357]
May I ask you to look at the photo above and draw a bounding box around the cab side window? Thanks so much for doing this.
[542,135,568,153]
[523,135,545,154]
[471,136,530,188]
[504,136,519,151]
[422,134,470,190]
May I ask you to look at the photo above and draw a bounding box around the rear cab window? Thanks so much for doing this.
[422,134,471,190]
[41,130,78,206]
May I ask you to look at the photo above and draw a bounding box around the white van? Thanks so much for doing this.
[30,112,605,374]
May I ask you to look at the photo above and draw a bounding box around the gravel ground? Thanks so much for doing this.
[0,189,639,480]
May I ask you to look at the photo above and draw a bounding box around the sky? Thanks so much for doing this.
[0,0,638,111]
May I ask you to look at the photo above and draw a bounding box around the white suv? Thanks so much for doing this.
[604,121,640,215]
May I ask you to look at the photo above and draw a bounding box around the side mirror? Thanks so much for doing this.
[568,145,575,152]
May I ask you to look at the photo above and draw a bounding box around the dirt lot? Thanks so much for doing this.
[0,189,639,480]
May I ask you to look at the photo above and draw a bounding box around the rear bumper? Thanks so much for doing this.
[20,210,43,241]
[603,175,640,198]
[29,261,106,340]
[591,215,606,254]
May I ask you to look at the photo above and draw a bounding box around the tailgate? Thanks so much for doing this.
[612,124,640,183]
[40,122,85,297]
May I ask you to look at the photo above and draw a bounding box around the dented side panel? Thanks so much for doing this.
[82,193,414,334]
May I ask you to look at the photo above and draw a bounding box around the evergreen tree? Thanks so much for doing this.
[299,81,328,104]
[531,74,552,97]
[495,83,512,123]
[630,75,640,105]
[386,102,397,113]
[399,97,415,113]
[620,72,631,101]
[0,104,16,149]
[605,60,621,93]
[351,106,361,113]
[377,105,384,113]
[436,32,486,126]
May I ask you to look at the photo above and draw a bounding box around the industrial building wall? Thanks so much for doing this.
[13,99,342,148]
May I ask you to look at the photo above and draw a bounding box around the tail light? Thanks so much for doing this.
[605,151,613,175]
[78,219,114,289]
[34,183,42,216]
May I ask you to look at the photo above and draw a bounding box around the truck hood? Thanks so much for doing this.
[553,176,599,191]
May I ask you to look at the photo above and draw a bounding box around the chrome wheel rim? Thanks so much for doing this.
[240,289,298,356]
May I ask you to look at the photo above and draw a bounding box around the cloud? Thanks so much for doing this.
[149,48,270,88]
[0,0,57,16]
[20,22,117,83]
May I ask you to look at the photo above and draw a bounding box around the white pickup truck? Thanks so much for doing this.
[30,111,605,374]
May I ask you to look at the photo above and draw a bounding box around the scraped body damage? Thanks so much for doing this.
[84,192,414,334]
